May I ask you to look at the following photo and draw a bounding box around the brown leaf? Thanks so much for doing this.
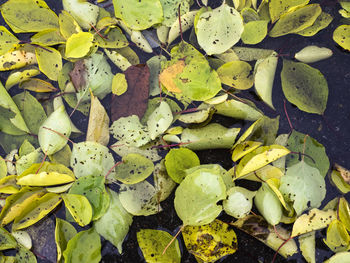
[335,163,350,184]
[111,64,150,122]
[69,60,86,92]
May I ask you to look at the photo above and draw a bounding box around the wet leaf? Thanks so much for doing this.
[13,92,47,135]
[111,73,127,96]
[38,105,72,155]
[241,20,269,45]
[285,130,329,177]
[196,3,243,55]
[174,166,226,226]
[95,27,128,49]
[0,174,19,194]
[254,52,278,109]
[119,181,161,216]
[19,78,57,93]
[137,229,181,263]
[181,123,240,151]
[35,46,62,81]
[323,219,350,252]
[295,46,333,63]
[111,153,154,184]
[214,98,263,121]
[281,59,328,114]
[65,32,94,58]
[0,82,29,135]
[160,0,190,27]
[1,0,59,33]
[330,169,350,194]
[232,47,275,61]
[217,61,254,90]
[55,218,77,263]
[113,0,163,30]
[0,227,17,250]
[269,4,322,37]
[223,186,256,219]
[235,145,290,178]
[183,220,237,262]
[292,208,336,237]
[12,192,62,231]
[14,244,36,263]
[159,60,185,93]
[333,25,350,51]
[165,148,200,184]
[110,115,150,147]
[269,0,310,23]
[299,231,316,263]
[68,175,109,221]
[30,29,66,46]
[254,183,283,225]
[0,156,7,179]
[63,228,101,263]
[62,0,99,30]
[62,193,92,227]
[297,12,333,36]
[111,64,150,121]
[94,189,132,253]
[147,101,173,140]
[86,94,110,146]
[0,26,19,56]
[70,141,116,179]
[154,160,177,202]
[5,66,40,90]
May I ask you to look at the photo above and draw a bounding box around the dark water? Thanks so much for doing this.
[1,0,350,262]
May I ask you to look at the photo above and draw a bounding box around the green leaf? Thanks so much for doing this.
[62,0,99,30]
[0,81,29,135]
[181,123,240,151]
[285,130,330,177]
[119,181,160,216]
[94,189,132,253]
[214,99,263,121]
[299,231,316,263]
[160,0,190,27]
[241,20,269,45]
[68,175,109,220]
[174,166,226,226]
[269,4,322,37]
[137,229,181,263]
[15,148,43,177]
[269,0,310,23]
[182,220,237,262]
[35,46,62,81]
[0,26,19,56]
[281,59,328,114]
[13,92,47,135]
[0,227,17,250]
[165,148,200,184]
[254,183,283,225]
[5,66,40,90]
[196,3,244,55]
[65,32,94,58]
[12,192,62,231]
[38,105,72,155]
[55,218,77,263]
[223,186,256,219]
[147,101,173,140]
[323,219,350,253]
[95,27,128,49]
[295,45,333,63]
[111,153,154,184]
[1,0,59,33]
[217,61,254,90]
[280,161,326,215]
[154,160,177,202]
[63,228,101,263]
[113,0,163,30]
[0,156,7,179]
[70,141,116,179]
[14,244,37,263]
[324,252,350,263]
[254,52,278,109]
[333,25,350,51]
[297,12,333,37]
[30,29,66,46]
[62,193,92,227]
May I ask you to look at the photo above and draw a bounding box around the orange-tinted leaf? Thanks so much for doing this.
[159,60,185,93]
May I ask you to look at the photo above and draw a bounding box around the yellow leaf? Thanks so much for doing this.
[19,78,57,92]
[182,219,238,262]
[159,60,185,93]
[0,47,37,71]
[292,209,336,237]
[62,193,92,227]
[65,32,94,58]
[112,73,127,96]
[86,94,110,146]
[35,46,62,81]
[12,193,62,230]
[231,141,262,162]
[0,175,20,194]
[235,145,290,178]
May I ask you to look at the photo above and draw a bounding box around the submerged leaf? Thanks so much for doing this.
[281,59,328,114]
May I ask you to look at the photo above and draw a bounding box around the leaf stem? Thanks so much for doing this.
[283,99,294,131]
[162,225,184,255]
